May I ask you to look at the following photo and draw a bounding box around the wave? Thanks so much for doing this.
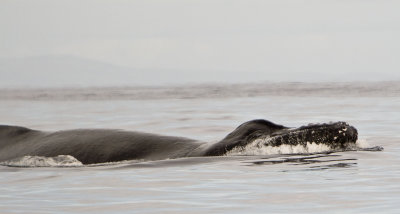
[1,81,399,100]
[0,155,83,167]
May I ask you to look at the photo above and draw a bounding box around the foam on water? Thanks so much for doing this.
[355,138,370,148]
[0,155,83,167]
[226,138,370,156]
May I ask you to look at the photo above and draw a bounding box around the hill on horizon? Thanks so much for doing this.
[1,55,399,88]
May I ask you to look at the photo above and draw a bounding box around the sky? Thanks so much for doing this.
[1,0,400,87]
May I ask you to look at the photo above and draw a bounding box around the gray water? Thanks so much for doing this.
[1,82,399,213]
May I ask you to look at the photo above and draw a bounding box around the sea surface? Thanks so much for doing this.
[0,82,399,213]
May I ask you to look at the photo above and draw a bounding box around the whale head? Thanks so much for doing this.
[205,119,358,156]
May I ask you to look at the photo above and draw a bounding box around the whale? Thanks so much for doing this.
[0,119,358,164]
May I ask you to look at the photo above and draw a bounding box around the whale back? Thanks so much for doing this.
[0,126,204,164]
[204,119,287,156]
[0,125,32,137]
[0,125,35,146]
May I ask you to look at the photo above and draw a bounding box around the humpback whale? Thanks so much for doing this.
[0,119,358,164]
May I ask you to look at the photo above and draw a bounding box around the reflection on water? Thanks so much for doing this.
[247,154,357,171]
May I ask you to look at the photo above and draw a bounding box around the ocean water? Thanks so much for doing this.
[0,82,399,213]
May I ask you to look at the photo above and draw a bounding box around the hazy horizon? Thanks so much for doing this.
[1,0,400,87]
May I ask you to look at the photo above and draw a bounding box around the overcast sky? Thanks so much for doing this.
[1,0,400,86]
